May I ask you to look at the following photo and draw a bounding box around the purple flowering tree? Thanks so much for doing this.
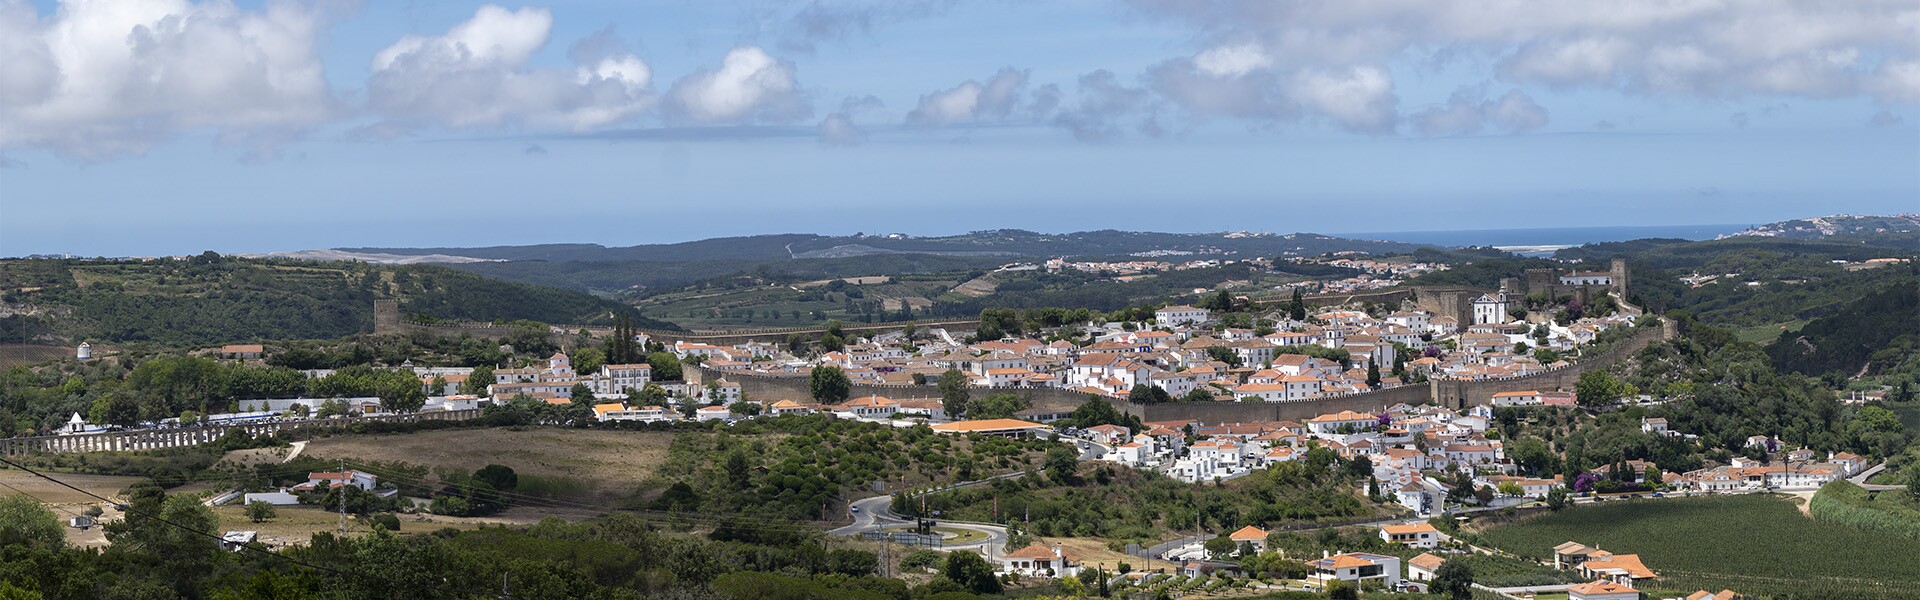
[1573,472,1601,493]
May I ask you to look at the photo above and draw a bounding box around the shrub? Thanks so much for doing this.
[1809,481,1920,540]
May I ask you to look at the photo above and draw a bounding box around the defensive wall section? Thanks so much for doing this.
[639,320,981,346]
[684,365,1091,413]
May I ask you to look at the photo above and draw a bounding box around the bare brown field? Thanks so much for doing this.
[1043,536,1180,573]
[300,427,675,501]
[0,344,73,368]
[0,468,146,504]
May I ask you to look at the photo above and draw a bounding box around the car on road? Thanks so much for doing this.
[850,506,860,513]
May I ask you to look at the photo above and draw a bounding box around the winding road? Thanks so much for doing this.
[830,471,1035,556]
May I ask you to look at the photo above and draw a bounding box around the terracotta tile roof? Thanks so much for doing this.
[1380,523,1439,535]
[1003,544,1071,561]
[1228,525,1267,540]
[1408,553,1445,570]
[1568,580,1638,595]
[1583,554,1656,579]
[1311,553,1390,569]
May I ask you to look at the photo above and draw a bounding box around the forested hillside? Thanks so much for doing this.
[0,254,670,347]
[1767,272,1920,379]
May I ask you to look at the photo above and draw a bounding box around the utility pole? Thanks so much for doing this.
[337,459,347,536]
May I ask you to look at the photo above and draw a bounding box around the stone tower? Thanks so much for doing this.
[1524,269,1553,296]
[1610,258,1631,298]
[373,299,401,334]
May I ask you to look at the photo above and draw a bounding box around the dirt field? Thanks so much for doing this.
[0,469,147,548]
[300,428,675,500]
[0,344,74,368]
[1043,536,1181,573]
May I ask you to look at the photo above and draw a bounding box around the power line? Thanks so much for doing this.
[0,479,86,519]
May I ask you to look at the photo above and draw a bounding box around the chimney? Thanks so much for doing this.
[1053,544,1064,559]
[1322,550,1330,559]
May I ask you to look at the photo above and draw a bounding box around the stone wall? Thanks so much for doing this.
[684,365,1091,410]
[1121,384,1433,423]
[1429,323,1670,408]
[640,320,981,346]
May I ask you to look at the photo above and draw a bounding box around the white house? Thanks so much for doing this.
[1155,305,1211,327]
[1378,522,1441,548]
[1001,544,1081,577]
[1307,552,1400,590]
[595,363,651,394]
[1407,553,1445,582]
[289,470,377,493]
[1228,525,1269,552]
[1490,390,1542,407]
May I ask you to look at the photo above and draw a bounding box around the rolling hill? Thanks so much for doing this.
[343,229,1435,263]
[340,229,1438,294]
[0,254,674,347]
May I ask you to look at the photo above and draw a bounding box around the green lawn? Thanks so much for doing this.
[1477,494,1920,599]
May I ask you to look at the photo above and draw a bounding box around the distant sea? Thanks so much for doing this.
[1341,224,1749,255]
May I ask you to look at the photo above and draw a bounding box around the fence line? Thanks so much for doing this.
[0,409,481,456]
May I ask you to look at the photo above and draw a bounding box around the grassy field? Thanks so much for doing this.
[301,428,673,502]
[1477,494,1920,599]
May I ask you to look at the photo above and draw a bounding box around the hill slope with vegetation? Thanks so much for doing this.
[0,254,672,347]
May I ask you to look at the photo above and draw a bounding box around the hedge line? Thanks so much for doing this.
[1808,481,1920,540]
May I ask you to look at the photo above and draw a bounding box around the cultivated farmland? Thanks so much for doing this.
[1477,494,1920,599]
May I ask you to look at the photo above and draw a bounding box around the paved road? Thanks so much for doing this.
[829,471,1029,555]
[1850,462,1906,492]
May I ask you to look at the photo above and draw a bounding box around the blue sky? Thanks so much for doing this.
[1,0,1916,256]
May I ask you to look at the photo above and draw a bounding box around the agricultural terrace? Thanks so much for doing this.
[1476,494,1920,599]
[642,415,1058,522]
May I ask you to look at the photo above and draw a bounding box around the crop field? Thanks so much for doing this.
[301,427,673,502]
[1477,493,1920,599]
[0,344,76,368]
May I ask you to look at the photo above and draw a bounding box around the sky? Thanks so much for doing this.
[1,0,1917,257]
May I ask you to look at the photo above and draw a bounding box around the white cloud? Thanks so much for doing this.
[818,114,864,145]
[1148,43,1295,121]
[1053,70,1160,142]
[1129,0,1920,104]
[367,5,655,132]
[906,67,1031,126]
[0,0,340,160]
[818,95,881,145]
[1191,43,1273,77]
[1289,66,1398,134]
[1413,87,1549,136]
[664,46,809,123]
